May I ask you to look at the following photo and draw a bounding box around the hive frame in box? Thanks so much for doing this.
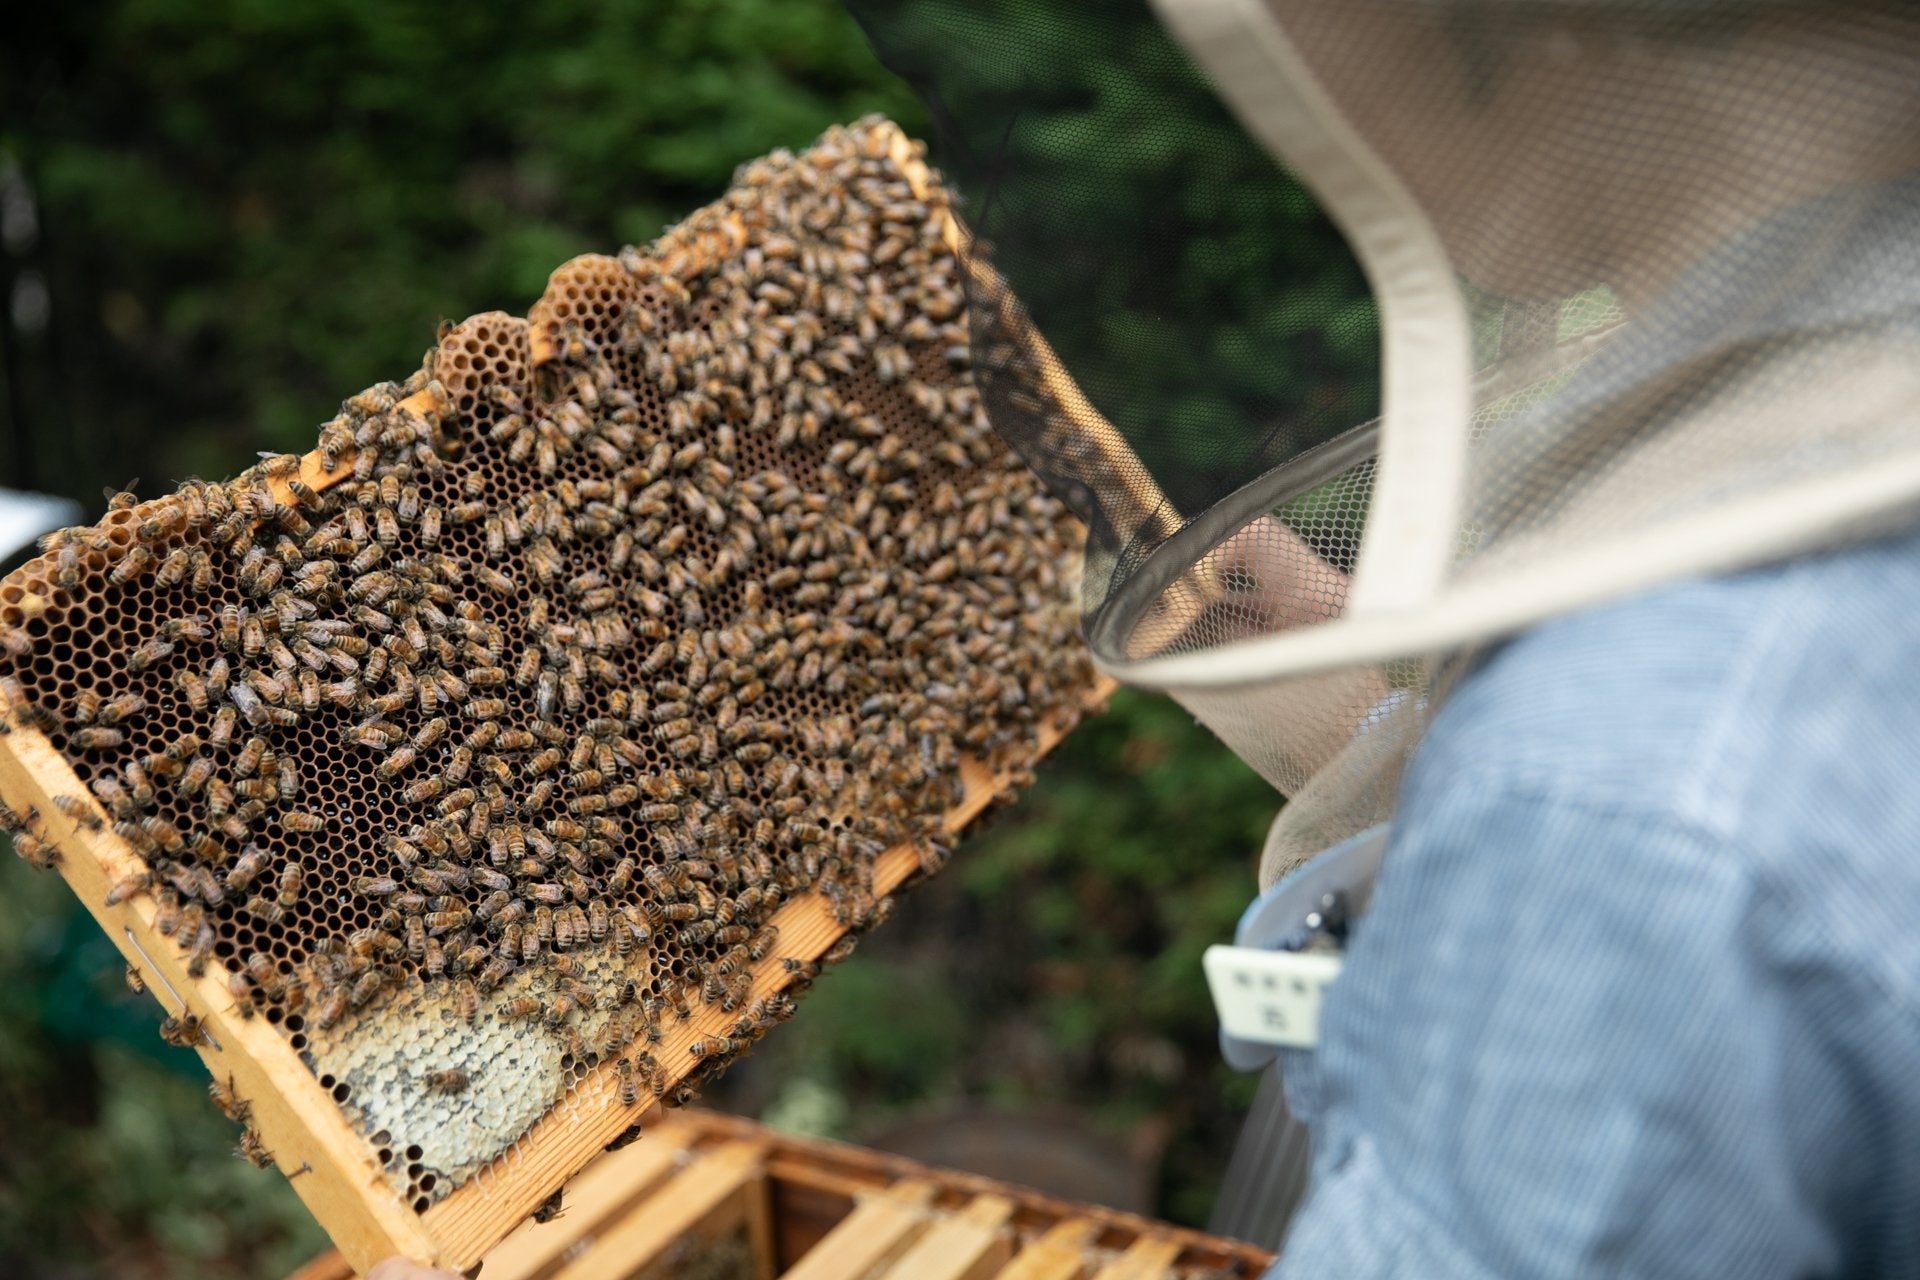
[286,1108,1277,1280]
[0,118,1121,1274]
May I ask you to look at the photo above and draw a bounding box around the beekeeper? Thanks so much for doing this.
[844,0,1920,1273]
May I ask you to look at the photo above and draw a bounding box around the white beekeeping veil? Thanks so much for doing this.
[850,0,1920,880]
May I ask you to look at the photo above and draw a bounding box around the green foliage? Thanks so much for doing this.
[1,0,923,509]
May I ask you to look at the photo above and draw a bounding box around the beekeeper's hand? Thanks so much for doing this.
[1119,513,1391,785]
[1123,514,1350,659]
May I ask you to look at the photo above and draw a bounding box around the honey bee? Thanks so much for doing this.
[184,920,216,977]
[236,1128,275,1169]
[449,498,487,524]
[158,1013,205,1048]
[96,858,154,904]
[11,820,56,868]
[478,958,515,993]
[239,611,272,657]
[135,815,184,854]
[292,668,321,711]
[314,986,350,1030]
[442,745,474,785]
[286,475,324,510]
[422,1067,471,1094]
[425,908,471,934]
[559,903,589,948]
[376,744,419,779]
[233,777,276,802]
[173,753,215,796]
[49,794,102,832]
[348,970,388,1010]
[387,909,422,959]
[229,734,269,778]
[246,952,285,1000]
[530,1188,565,1225]
[49,536,90,589]
[411,864,468,895]
[109,544,158,585]
[281,810,327,834]
[499,995,542,1021]
[402,777,444,806]
[609,902,651,954]
[435,786,477,816]
[71,726,125,750]
[450,942,488,976]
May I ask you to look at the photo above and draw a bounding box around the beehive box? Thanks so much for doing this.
[285,1108,1275,1280]
[0,116,1113,1272]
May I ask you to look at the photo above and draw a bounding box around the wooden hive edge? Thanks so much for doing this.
[474,1120,700,1280]
[545,1138,770,1280]
[675,1110,1275,1276]
[285,1108,1275,1280]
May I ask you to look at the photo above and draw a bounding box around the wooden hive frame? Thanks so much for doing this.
[286,1108,1276,1280]
[0,117,1129,1274]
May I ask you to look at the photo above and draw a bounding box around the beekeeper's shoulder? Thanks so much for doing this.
[1413,523,1920,830]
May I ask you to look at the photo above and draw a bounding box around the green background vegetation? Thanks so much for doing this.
[2,2,1290,1274]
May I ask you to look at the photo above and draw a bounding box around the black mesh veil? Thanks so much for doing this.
[844,0,1378,632]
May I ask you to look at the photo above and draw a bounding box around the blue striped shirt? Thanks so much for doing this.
[1271,523,1920,1277]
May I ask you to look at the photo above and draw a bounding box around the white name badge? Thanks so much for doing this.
[1205,945,1344,1050]
[1213,824,1387,1068]
[1205,940,1344,1051]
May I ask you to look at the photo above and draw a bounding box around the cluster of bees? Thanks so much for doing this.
[0,117,1090,1162]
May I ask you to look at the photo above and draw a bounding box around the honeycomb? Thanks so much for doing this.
[0,117,1092,1213]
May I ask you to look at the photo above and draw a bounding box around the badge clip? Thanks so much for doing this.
[1211,825,1387,1066]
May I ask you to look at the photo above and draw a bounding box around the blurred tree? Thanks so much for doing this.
[0,0,922,510]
